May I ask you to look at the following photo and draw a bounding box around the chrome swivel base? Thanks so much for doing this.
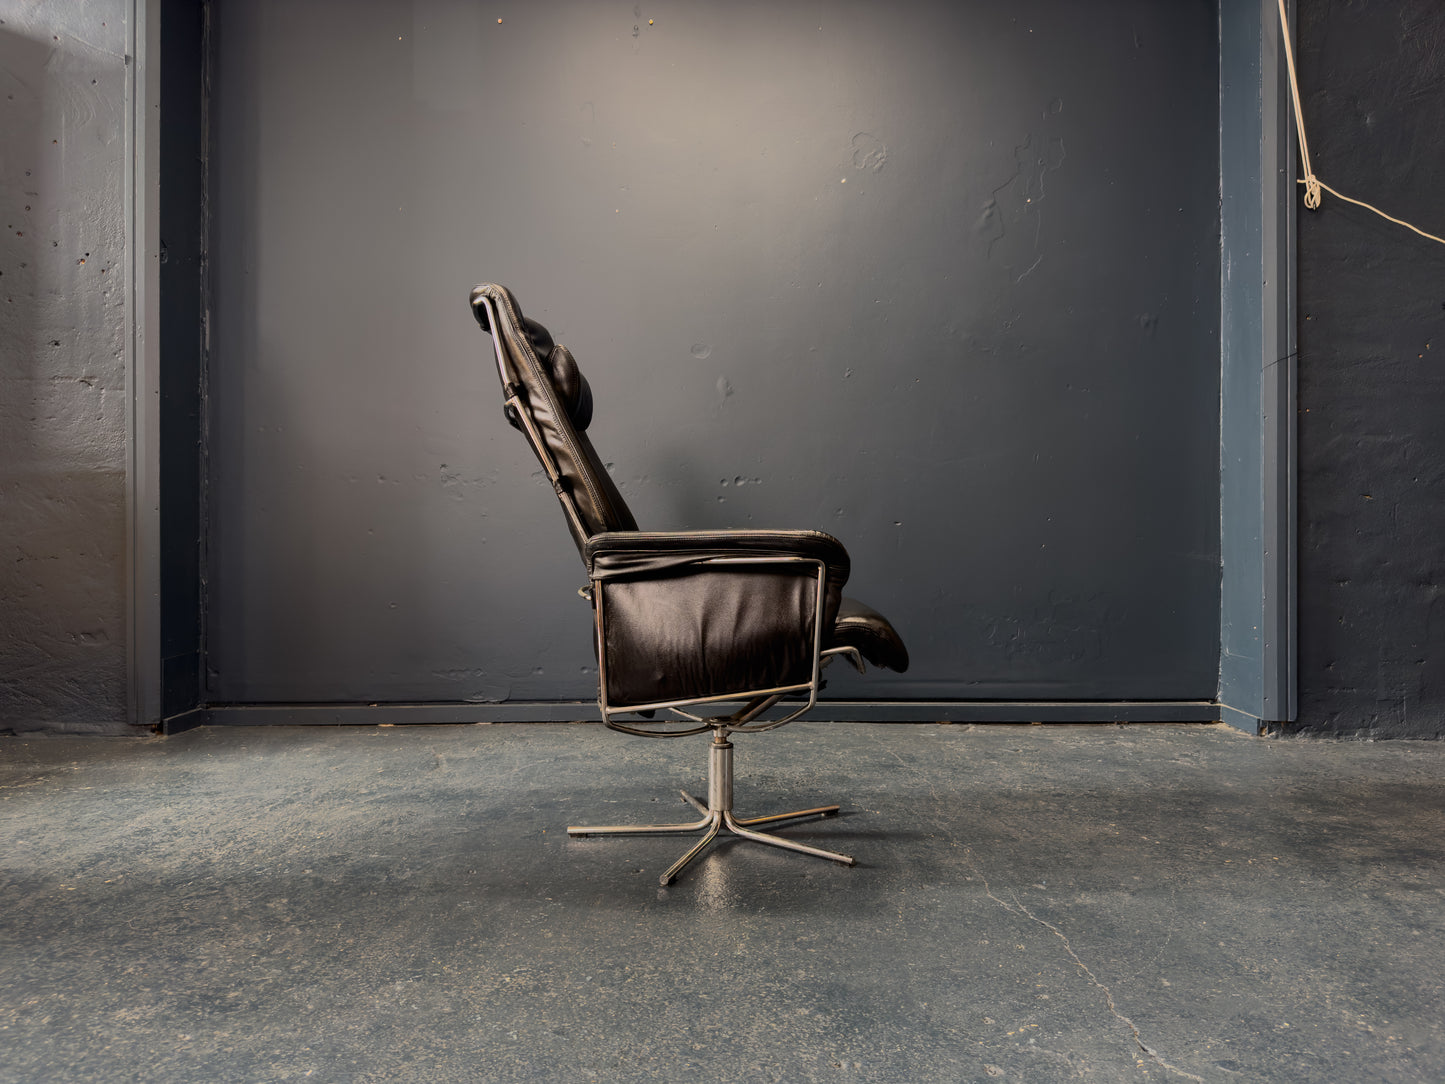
[567,730,855,886]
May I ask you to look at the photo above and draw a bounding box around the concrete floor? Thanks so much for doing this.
[1,722,1442,1083]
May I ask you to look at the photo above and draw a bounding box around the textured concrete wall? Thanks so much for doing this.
[0,0,131,734]
[1294,1,1445,737]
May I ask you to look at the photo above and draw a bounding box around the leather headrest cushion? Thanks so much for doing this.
[518,315,590,428]
[544,344,594,431]
[521,315,554,358]
[475,293,592,431]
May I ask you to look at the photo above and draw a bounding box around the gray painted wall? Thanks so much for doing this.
[1293,0,1445,738]
[0,0,131,735]
[206,0,1223,708]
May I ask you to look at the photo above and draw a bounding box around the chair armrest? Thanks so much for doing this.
[583,529,850,585]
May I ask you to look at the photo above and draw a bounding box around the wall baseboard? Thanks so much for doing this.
[168,700,1222,734]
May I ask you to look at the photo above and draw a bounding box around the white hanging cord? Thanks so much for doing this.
[1275,0,1321,209]
[1276,0,1445,247]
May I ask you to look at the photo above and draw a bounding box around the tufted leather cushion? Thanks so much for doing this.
[543,343,593,431]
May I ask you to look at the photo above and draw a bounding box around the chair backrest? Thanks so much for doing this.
[471,283,638,555]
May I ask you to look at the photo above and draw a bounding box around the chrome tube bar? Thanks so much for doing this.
[567,729,854,885]
[478,293,512,390]
[606,681,815,721]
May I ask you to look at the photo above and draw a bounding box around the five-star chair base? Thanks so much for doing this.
[567,730,855,885]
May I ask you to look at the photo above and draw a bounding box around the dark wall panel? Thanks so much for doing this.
[207,0,1221,705]
[1294,0,1445,738]
[159,0,208,718]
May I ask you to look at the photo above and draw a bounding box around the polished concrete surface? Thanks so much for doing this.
[1,722,1442,1083]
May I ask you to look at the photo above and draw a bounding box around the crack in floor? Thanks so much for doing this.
[1122,885,1178,983]
[976,868,1204,1083]
[865,728,952,823]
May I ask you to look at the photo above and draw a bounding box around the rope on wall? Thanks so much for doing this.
[1277,0,1445,247]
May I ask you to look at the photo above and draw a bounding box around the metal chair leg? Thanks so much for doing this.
[732,803,841,828]
[566,730,854,885]
[659,812,724,885]
[567,808,713,836]
[723,810,855,866]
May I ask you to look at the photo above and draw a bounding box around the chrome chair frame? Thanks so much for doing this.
[477,289,866,884]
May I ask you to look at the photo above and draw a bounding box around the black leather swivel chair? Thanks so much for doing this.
[471,283,909,884]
